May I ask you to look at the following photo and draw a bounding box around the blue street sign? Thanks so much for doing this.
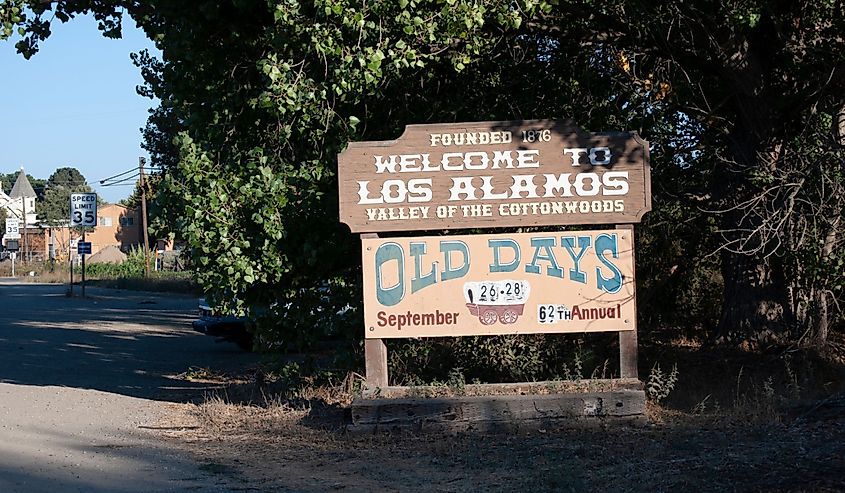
[77,242,92,255]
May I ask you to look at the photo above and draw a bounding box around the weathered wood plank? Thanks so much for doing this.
[361,233,390,390]
[364,338,389,389]
[348,414,648,434]
[351,390,646,429]
[619,331,639,379]
[360,378,643,399]
[617,224,639,379]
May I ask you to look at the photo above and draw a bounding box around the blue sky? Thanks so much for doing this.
[0,13,160,203]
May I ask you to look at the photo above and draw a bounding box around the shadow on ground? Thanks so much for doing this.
[0,280,261,403]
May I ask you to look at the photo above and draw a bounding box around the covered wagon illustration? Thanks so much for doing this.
[463,280,531,325]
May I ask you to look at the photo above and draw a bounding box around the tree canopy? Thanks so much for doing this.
[37,167,94,227]
[3,0,843,360]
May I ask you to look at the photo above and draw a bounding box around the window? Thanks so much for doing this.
[99,216,113,227]
[119,217,135,226]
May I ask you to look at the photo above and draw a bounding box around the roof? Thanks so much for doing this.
[10,170,36,198]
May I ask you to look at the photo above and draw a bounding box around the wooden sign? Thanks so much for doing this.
[361,229,636,338]
[338,120,650,233]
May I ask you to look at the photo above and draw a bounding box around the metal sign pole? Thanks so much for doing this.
[70,192,97,297]
[11,252,15,277]
[81,229,86,298]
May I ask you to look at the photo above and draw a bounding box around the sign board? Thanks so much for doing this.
[5,239,20,252]
[338,120,650,233]
[77,242,92,255]
[361,229,636,339]
[70,193,98,227]
[4,218,20,239]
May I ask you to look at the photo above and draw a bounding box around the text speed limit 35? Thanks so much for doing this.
[70,193,98,227]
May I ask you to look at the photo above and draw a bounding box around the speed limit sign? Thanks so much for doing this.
[5,217,20,239]
[70,193,98,227]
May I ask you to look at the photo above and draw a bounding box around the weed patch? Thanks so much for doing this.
[5,258,197,294]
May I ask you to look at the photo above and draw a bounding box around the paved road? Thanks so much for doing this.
[0,279,259,492]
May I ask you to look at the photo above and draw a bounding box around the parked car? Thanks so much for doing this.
[191,298,254,351]
[192,285,355,352]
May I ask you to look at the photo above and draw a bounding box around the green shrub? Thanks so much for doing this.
[84,247,147,278]
[388,334,615,385]
[646,363,679,403]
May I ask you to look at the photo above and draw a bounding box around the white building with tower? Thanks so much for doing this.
[1,168,38,225]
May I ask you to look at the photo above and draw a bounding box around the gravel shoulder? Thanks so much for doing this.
[0,280,260,492]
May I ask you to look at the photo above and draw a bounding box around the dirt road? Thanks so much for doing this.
[0,279,258,492]
[5,279,844,492]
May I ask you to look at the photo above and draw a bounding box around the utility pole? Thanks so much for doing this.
[22,197,28,264]
[139,157,151,277]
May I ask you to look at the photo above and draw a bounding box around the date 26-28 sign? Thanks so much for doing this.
[70,193,98,227]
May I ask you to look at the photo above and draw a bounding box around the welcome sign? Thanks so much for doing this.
[338,120,650,232]
[361,229,636,338]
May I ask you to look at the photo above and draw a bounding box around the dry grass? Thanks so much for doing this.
[173,340,845,433]
[0,260,197,294]
[0,262,53,279]
[171,368,360,438]
[145,344,845,492]
[192,394,311,435]
[86,274,197,294]
[157,393,845,493]
[0,260,67,281]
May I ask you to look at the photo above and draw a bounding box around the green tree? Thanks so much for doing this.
[38,167,94,227]
[118,172,174,246]
[579,2,845,347]
[2,0,842,355]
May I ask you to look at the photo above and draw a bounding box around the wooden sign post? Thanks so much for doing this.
[339,120,650,429]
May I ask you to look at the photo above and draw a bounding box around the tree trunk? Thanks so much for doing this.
[718,251,792,347]
[813,103,845,350]
[814,289,830,351]
[713,127,794,347]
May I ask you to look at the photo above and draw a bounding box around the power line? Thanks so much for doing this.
[98,166,162,187]
[101,173,141,187]
[97,167,139,183]
[31,182,93,190]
